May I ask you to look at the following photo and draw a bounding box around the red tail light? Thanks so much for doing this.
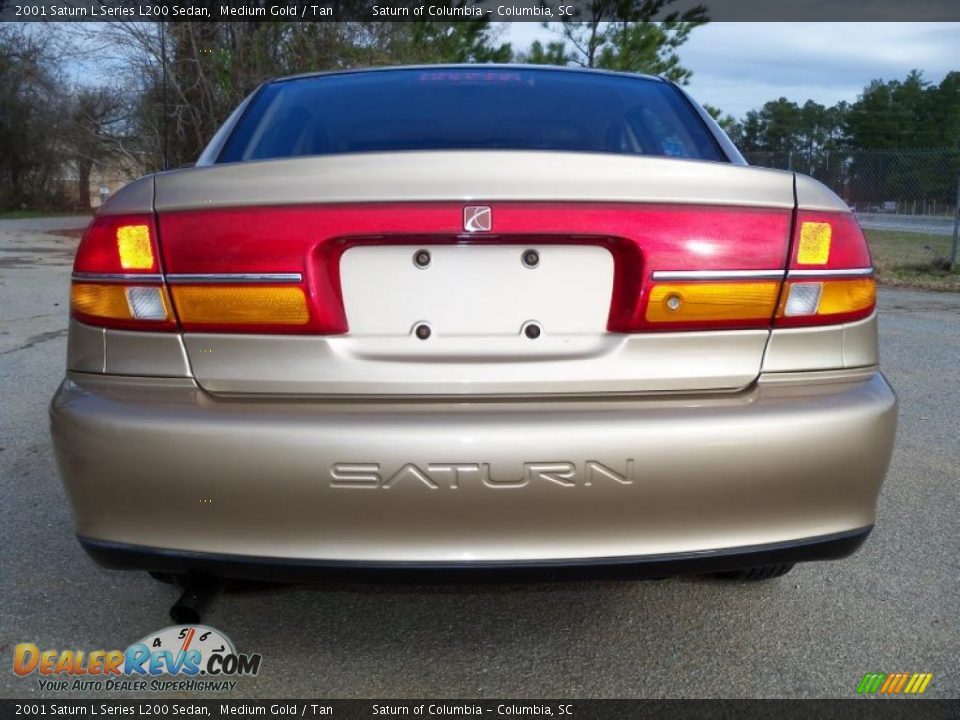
[613,206,792,332]
[74,214,160,275]
[158,204,794,336]
[775,211,876,327]
[71,214,176,331]
[159,207,344,334]
[74,204,872,336]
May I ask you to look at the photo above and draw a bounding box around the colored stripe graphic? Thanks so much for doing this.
[906,673,933,694]
[857,673,886,694]
[879,674,899,693]
[893,673,909,693]
[858,672,932,694]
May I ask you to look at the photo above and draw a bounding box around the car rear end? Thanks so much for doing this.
[50,67,896,581]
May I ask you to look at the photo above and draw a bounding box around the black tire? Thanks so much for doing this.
[716,563,795,581]
[148,571,177,584]
[148,571,283,592]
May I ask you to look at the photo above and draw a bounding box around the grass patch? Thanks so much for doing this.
[864,229,959,292]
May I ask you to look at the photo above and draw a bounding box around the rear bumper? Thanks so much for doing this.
[80,528,871,583]
[50,370,896,571]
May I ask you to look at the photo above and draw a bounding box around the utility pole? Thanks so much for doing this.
[950,173,959,272]
[160,21,169,172]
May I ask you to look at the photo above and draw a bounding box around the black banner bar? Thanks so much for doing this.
[3,0,960,22]
[3,700,960,719]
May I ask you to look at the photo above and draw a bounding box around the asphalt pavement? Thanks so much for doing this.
[1,220,957,699]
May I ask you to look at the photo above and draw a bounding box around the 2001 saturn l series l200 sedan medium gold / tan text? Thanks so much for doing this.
[50,66,897,592]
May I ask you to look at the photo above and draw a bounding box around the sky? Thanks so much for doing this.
[502,22,960,118]
[54,21,958,121]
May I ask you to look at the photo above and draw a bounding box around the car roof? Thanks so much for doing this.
[271,64,666,86]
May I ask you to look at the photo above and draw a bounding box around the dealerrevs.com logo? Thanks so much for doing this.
[13,625,262,692]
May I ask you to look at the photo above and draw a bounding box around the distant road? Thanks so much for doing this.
[856,212,956,236]
[0,215,91,232]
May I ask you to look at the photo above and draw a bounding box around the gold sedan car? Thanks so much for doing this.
[51,66,896,587]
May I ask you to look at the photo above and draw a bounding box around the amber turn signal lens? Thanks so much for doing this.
[777,278,875,318]
[646,282,780,323]
[71,283,171,322]
[171,286,309,325]
[818,278,876,315]
[71,283,131,320]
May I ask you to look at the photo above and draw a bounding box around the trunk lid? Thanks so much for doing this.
[154,152,795,396]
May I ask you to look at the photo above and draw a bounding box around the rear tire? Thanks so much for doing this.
[148,571,177,584]
[148,571,285,592]
[716,563,795,581]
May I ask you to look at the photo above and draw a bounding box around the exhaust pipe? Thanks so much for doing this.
[170,577,220,624]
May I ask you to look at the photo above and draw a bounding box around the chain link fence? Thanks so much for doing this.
[745,148,960,289]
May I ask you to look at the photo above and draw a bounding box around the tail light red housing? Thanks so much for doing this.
[74,213,161,276]
[775,211,876,327]
[71,213,177,332]
[72,203,874,336]
[157,203,795,335]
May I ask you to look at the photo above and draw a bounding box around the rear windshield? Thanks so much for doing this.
[217,68,725,164]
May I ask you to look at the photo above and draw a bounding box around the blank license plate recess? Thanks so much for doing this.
[339,244,614,337]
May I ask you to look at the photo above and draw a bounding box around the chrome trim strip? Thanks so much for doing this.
[72,272,165,283]
[788,268,874,278]
[651,268,875,281]
[165,273,303,284]
[651,269,784,281]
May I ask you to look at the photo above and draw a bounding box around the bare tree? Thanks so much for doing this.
[64,21,515,170]
[0,25,68,210]
[65,87,125,209]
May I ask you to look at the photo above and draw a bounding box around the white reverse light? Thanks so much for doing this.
[784,282,822,316]
[126,286,168,321]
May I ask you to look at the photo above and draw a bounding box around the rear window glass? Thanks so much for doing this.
[217,68,725,164]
